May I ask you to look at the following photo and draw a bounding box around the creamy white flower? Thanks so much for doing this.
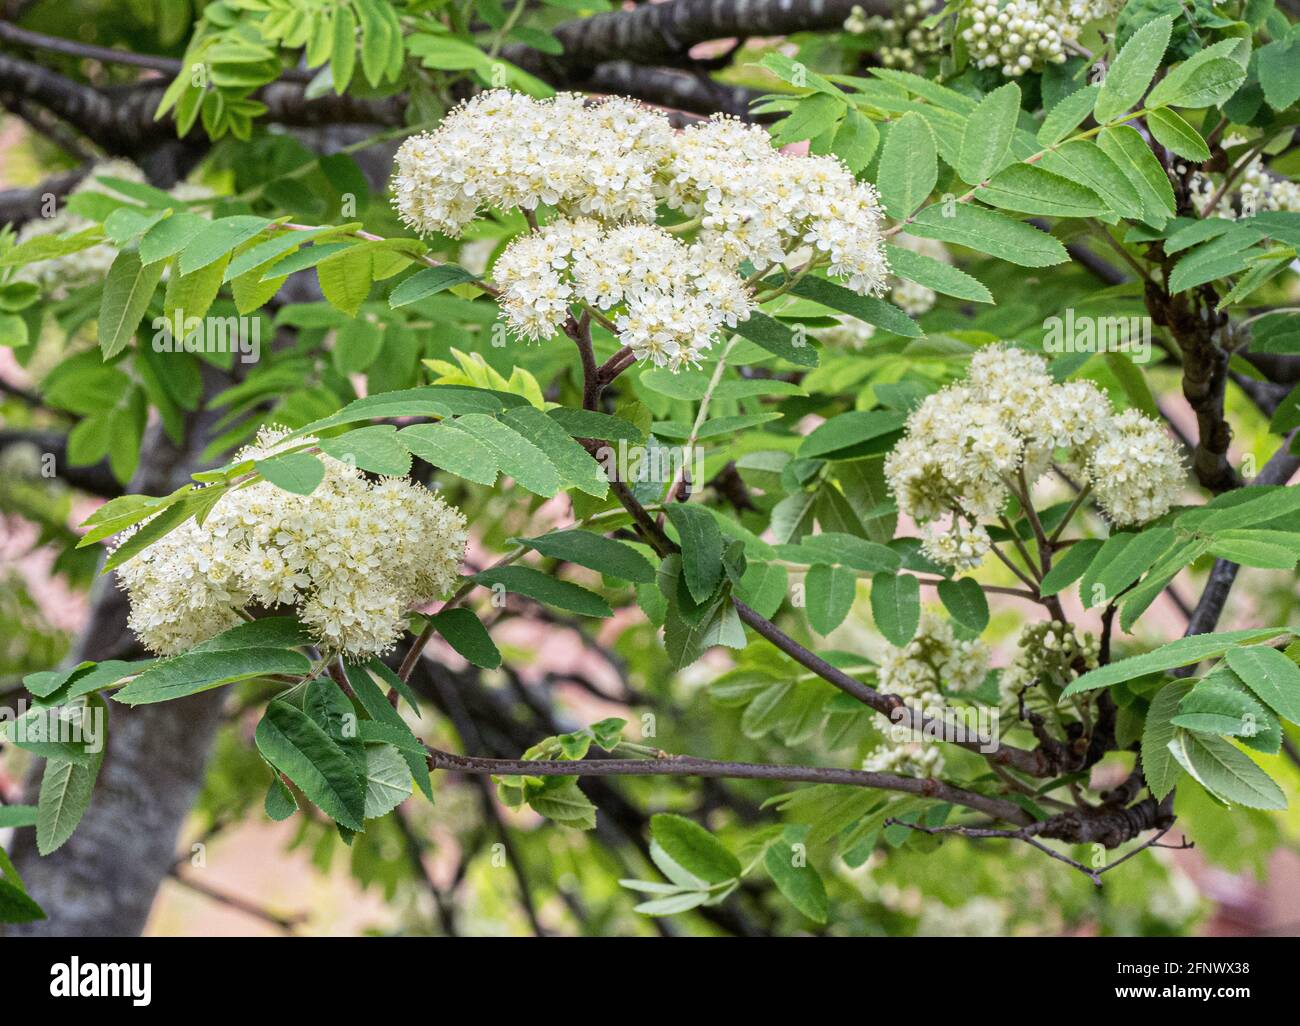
[392,91,673,237]
[394,91,889,298]
[816,314,877,349]
[114,426,467,658]
[863,740,945,777]
[866,611,993,779]
[1088,408,1185,526]
[921,518,993,572]
[845,1,945,72]
[879,610,991,702]
[885,344,1184,569]
[493,217,752,370]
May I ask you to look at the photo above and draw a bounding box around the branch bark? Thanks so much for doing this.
[502,0,887,79]
[426,747,1032,824]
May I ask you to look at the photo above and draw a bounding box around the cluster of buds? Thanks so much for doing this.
[961,0,1069,77]
[845,2,944,73]
[999,619,1100,703]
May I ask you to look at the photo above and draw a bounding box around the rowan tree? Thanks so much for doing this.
[1,0,1299,937]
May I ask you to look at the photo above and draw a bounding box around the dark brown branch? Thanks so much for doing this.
[502,0,889,80]
[0,19,202,75]
[890,815,1188,885]
[425,746,1031,824]
[0,50,404,153]
[0,427,123,497]
[577,61,761,118]
[0,165,89,227]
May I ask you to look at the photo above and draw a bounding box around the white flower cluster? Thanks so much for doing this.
[845,2,944,72]
[863,739,945,777]
[999,618,1100,702]
[392,90,890,371]
[492,217,750,369]
[863,612,991,778]
[114,427,467,659]
[885,345,1184,569]
[879,610,992,707]
[665,116,889,294]
[1190,144,1300,220]
[1088,408,1188,526]
[392,91,674,235]
[961,0,1116,77]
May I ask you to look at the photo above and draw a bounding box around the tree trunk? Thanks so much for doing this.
[4,369,228,937]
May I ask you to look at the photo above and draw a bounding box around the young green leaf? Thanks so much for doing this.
[318,425,412,476]
[362,743,414,819]
[255,701,366,831]
[36,747,105,856]
[389,264,478,307]
[115,646,312,705]
[448,414,560,496]
[1038,141,1144,220]
[1146,109,1210,162]
[1039,537,1103,597]
[978,163,1110,218]
[1037,85,1099,147]
[1147,43,1248,110]
[665,503,725,603]
[1062,629,1293,697]
[650,813,741,884]
[1224,645,1300,724]
[1142,680,1191,799]
[958,82,1021,185]
[398,422,498,485]
[885,244,993,303]
[804,563,856,635]
[1097,126,1176,227]
[908,204,1070,267]
[1167,730,1287,810]
[501,404,609,498]
[514,529,654,583]
[473,565,613,617]
[1173,678,1270,738]
[99,249,166,358]
[870,571,920,646]
[764,839,828,923]
[878,111,937,219]
[1094,16,1171,124]
[937,577,989,633]
[256,452,326,495]
[430,607,502,669]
